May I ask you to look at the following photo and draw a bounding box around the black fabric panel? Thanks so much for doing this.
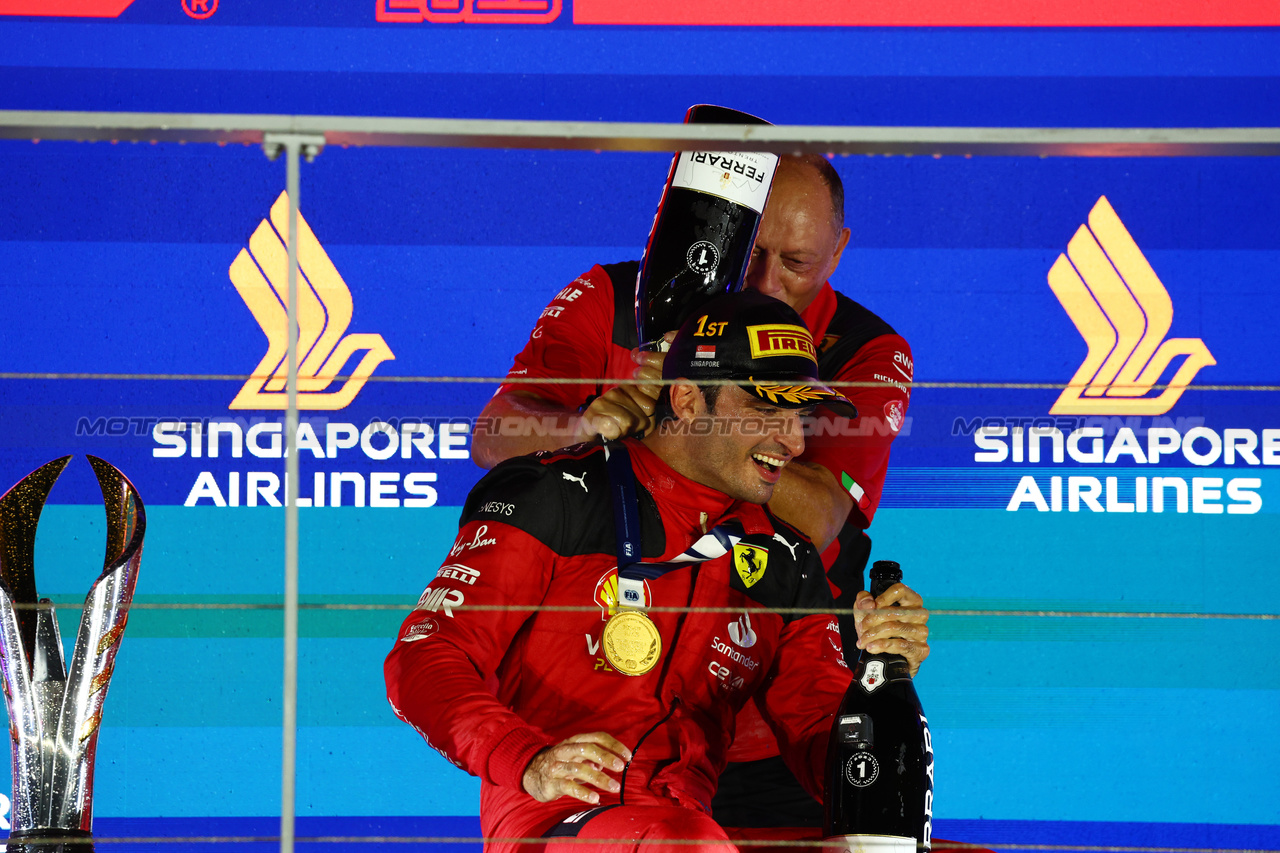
[815,291,898,380]
[829,528,872,655]
[462,442,669,560]
[789,544,838,623]
[604,260,641,351]
[815,291,898,585]
[541,805,622,838]
[712,755,823,828]
[726,520,832,625]
[460,453,570,554]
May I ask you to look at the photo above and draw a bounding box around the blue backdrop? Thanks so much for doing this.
[0,3,1277,849]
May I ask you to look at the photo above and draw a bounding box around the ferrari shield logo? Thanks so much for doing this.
[733,544,769,588]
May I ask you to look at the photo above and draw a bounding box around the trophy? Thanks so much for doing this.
[0,456,145,852]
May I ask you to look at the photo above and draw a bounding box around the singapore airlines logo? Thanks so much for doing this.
[228,192,394,410]
[1047,196,1214,416]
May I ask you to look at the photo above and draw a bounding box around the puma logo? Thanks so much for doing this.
[562,471,589,493]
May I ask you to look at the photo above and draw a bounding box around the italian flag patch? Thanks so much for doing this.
[842,472,870,509]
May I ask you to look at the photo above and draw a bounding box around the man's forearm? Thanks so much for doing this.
[386,636,553,788]
[767,461,854,550]
[473,391,584,469]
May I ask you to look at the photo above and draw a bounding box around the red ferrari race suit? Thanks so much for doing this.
[385,439,851,853]
[487,261,913,826]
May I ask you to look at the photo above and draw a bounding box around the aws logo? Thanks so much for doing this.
[1047,196,1214,416]
[228,192,394,410]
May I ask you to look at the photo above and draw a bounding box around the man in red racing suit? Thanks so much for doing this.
[386,293,861,853]
[471,154,927,828]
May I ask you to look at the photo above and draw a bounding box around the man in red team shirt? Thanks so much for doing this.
[389,293,900,853]
[472,154,929,830]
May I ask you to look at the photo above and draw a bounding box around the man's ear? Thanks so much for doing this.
[669,381,702,422]
[826,225,851,280]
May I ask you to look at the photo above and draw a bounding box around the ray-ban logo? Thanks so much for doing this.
[228,192,394,410]
[1047,196,1214,416]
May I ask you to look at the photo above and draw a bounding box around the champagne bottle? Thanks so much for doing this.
[823,561,934,853]
[635,104,779,351]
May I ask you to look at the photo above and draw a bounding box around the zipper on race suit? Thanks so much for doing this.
[619,695,680,805]
[616,559,706,802]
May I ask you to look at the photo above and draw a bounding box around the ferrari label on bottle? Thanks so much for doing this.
[921,713,934,850]
[672,151,778,213]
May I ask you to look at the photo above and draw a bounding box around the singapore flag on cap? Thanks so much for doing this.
[695,345,716,359]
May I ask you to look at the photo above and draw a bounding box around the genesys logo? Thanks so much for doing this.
[229,192,394,411]
[1048,196,1215,416]
[375,0,561,24]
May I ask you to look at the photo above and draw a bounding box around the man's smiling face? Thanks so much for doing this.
[678,384,809,505]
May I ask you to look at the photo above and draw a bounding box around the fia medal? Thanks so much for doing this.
[602,445,669,677]
[600,444,748,678]
[602,610,662,676]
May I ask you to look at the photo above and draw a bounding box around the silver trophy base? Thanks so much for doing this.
[6,828,95,853]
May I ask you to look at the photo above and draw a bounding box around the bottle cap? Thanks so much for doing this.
[684,104,772,126]
[869,560,902,597]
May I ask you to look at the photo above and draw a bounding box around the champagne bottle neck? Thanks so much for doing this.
[868,560,902,598]
[864,560,909,681]
[855,650,912,685]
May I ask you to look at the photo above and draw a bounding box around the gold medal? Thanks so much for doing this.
[602,610,662,676]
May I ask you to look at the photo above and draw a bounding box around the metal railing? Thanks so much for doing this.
[2,108,1276,853]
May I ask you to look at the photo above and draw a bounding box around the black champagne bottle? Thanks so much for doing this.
[635,105,778,351]
[823,561,934,852]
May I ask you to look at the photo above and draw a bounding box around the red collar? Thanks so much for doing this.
[624,438,738,524]
[799,282,837,340]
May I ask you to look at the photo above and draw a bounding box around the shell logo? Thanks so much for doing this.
[593,569,650,621]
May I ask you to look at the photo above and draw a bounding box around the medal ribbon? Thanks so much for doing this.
[604,442,744,611]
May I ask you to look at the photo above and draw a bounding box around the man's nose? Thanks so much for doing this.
[745,253,783,296]
[774,411,806,458]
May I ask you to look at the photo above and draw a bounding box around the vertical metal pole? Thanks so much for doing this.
[281,139,301,853]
